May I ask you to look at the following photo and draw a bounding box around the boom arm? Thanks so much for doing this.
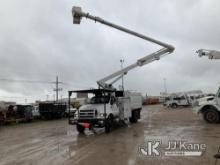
[196,49,220,59]
[72,6,175,90]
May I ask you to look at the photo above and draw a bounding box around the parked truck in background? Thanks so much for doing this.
[39,102,66,120]
[164,94,192,108]
[164,90,203,108]
[4,104,33,123]
[193,87,220,123]
[0,102,7,125]
[194,49,220,123]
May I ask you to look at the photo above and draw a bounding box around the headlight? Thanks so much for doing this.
[98,113,107,117]
[99,113,104,117]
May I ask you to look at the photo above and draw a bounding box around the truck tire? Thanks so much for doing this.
[76,124,85,133]
[203,109,220,123]
[129,110,138,123]
[171,103,178,108]
[105,115,114,133]
[105,121,111,133]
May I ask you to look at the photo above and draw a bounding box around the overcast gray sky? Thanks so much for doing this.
[0,0,220,103]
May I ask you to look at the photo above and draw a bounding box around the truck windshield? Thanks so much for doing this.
[90,96,110,104]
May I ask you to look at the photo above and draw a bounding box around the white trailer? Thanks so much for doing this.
[69,6,175,133]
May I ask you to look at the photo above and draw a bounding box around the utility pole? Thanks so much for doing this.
[53,76,62,102]
[163,78,167,94]
[120,59,124,90]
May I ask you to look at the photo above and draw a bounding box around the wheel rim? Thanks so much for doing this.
[206,111,217,122]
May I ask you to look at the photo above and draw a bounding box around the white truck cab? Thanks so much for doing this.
[68,89,142,133]
[76,95,119,120]
[193,87,220,123]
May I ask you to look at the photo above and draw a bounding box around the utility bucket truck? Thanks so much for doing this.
[69,6,175,133]
[193,87,220,123]
[164,90,203,108]
[193,49,220,123]
[68,89,142,133]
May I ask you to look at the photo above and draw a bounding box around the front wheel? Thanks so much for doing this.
[203,109,220,123]
[105,115,114,133]
[105,121,111,133]
[129,110,139,123]
[76,124,85,133]
[171,103,178,108]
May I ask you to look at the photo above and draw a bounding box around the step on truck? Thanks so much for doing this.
[68,89,142,133]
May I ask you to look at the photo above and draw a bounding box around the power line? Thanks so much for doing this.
[0,78,55,84]
[0,93,56,99]
[0,78,91,88]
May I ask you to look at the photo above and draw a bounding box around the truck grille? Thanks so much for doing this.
[79,110,95,119]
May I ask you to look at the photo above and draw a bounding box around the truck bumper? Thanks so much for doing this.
[69,118,105,127]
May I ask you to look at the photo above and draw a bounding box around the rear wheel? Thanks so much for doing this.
[105,121,111,133]
[76,124,85,133]
[203,109,220,123]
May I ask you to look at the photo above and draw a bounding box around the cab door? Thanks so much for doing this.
[110,97,119,116]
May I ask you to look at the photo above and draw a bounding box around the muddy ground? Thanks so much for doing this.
[0,105,220,165]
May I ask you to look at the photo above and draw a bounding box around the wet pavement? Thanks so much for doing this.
[0,105,220,165]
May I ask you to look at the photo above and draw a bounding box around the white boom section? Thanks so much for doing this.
[72,6,175,90]
[196,49,220,60]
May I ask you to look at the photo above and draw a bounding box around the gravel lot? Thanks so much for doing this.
[0,105,220,165]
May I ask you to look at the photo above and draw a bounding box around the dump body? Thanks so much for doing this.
[39,102,66,119]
